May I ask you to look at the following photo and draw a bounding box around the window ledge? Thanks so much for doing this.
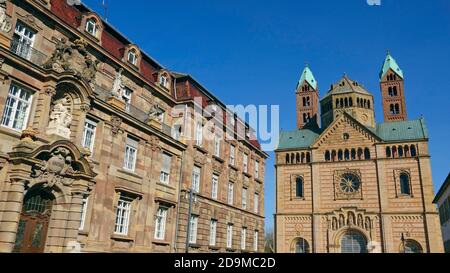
[153,240,170,246]
[194,145,208,154]
[111,234,134,242]
[255,178,263,184]
[118,168,143,179]
[226,248,236,252]
[208,246,220,251]
[213,155,224,163]
[156,182,176,190]
[243,172,252,178]
[189,243,201,249]
[229,164,238,171]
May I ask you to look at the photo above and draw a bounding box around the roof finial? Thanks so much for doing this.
[386,48,391,56]
[304,61,309,68]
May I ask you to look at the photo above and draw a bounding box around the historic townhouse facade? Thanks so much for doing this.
[0,0,266,253]
[434,173,450,253]
[274,54,444,253]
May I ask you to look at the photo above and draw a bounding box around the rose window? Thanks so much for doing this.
[339,173,361,193]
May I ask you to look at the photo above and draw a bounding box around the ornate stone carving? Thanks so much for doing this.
[44,38,99,83]
[20,127,38,142]
[147,104,165,123]
[80,103,91,112]
[43,87,56,97]
[110,115,122,135]
[0,0,12,33]
[212,159,223,174]
[46,102,72,139]
[149,135,161,151]
[31,147,78,189]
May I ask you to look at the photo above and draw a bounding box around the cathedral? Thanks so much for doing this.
[274,53,444,253]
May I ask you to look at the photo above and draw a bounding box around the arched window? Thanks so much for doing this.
[364,148,371,160]
[404,145,410,157]
[336,99,340,108]
[291,153,295,164]
[338,150,343,161]
[400,173,411,195]
[331,150,337,162]
[296,153,300,164]
[357,98,360,107]
[344,98,348,107]
[344,149,350,161]
[306,153,311,163]
[286,154,290,164]
[351,149,356,160]
[410,145,417,157]
[295,238,310,253]
[367,101,371,109]
[303,113,308,123]
[395,104,400,114]
[296,177,304,198]
[325,151,331,161]
[340,98,344,108]
[128,49,138,66]
[357,148,363,160]
[341,230,367,253]
[388,87,393,96]
[349,98,353,107]
[393,86,398,96]
[398,146,404,157]
[302,97,306,107]
[392,146,397,157]
[403,240,422,253]
[390,104,395,115]
[386,147,391,158]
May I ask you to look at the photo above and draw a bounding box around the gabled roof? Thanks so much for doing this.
[380,53,404,80]
[276,114,429,150]
[323,75,372,99]
[277,128,322,150]
[297,66,318,90]
[376,118,428,141]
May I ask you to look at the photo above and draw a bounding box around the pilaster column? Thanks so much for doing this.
[0,179,26,253]
[62,192,84,253]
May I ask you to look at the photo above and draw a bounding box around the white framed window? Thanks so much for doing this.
[1,84,33,131]
[214,135,221,157]
[241,227,247,250]
[114,195,132,235]
[128,50,137,65]
[12,22,36,60]
[160,74,168,88]
[124,136,138,172]
[230,144,235,166]
[81,118,97,153]
[189,215,199,244]
[172,124,182,141]
[254,230,259,252]
[209,219,217,246]
[79,197,89,230]
[122,87,132,112]
[85,18,98,36]
[192,166,201,193]
[254,193,259,214]
[195,122,203,146]
[211,174,219,200]
[242,188,247,209]
[243,153,248,173]
[154,206,168,240]
[227,182,234,205]
[160,153,172,184]
[226,224,233,249]
[255,160,260,179]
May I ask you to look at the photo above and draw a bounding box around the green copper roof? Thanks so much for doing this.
[380,53,404,80]
[297,66,318,90]
[323,74,372,99]
[376,118,428,141]
[277,118,428,150]
[277,129,321,150]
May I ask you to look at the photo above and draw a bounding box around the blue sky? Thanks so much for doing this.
[83,0,450,231]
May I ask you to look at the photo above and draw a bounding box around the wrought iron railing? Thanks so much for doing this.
[10,38,48,67]
[94,84,174,137]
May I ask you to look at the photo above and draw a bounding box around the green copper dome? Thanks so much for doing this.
[380,53,404,80]
[297,65,318,90]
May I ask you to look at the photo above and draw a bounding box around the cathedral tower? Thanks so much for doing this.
[296,65,319,129]
[380,52,407,122]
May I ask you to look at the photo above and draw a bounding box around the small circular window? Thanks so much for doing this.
[343,133,350,141]
[340,173,361,193]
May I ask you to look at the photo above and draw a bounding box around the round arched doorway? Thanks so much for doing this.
[13,187,55,253]
[340,229,367,253]
[294,238,310,253]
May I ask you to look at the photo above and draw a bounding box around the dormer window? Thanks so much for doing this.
[128,50,137,66]
[160,74,168,88]
[86,18,98,36]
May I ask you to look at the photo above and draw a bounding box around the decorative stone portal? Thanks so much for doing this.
[0,139,96,253]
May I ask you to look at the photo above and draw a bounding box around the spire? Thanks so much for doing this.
[380,51,404,80]
[297,64,318,90]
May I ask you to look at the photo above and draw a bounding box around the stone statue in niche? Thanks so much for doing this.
[148,104,164,123]
[0,0,11,33]
[46,102,72,139]
[111,68,125,99]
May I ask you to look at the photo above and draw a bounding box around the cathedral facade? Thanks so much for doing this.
[0,0,266,253]
[274,54,444,253]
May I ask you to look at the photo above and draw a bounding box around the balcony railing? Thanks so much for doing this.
[94,84,173,137]
[10,39,48,67]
